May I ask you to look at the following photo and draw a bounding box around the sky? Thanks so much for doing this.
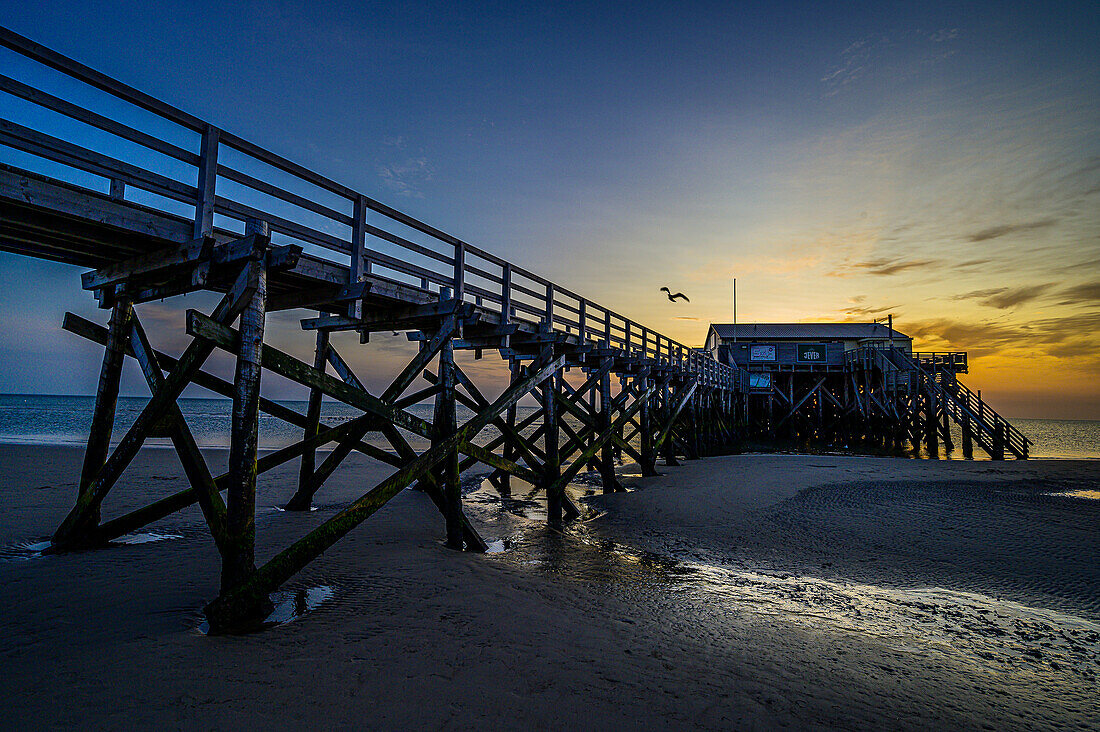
[0,1,1098,418]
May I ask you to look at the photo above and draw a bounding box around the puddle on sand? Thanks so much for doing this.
[0,532,181,561]
[197,585,336,635]
[114,532,183,545]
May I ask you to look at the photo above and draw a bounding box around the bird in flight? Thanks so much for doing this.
[660,287,690,303]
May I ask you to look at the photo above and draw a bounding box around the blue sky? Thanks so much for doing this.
[1,1,1098,417]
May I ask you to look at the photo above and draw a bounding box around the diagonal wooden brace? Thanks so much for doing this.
[203,353,564,632]
[52,260,263,547]
[652,376,698,454]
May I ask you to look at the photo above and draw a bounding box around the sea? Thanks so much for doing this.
[0,394,1096,459]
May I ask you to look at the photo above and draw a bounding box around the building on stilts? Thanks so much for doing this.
[705,320,1031,460]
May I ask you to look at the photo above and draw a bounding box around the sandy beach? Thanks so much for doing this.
[0,444,1097,730]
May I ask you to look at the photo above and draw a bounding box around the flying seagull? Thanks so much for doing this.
[660,287,690,303]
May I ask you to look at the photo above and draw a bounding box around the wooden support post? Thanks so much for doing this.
[541,334,563,524]
[993,421,1006,461]
[77,295,132,530]
[498,358,521,494]
[223,219,267,599]
[662,378,680,466]
[639,372,658,476]
[962,414,974,458]
[108,178,126,200]
[286,327,329,511]
[597,355,621,492]
[925,379,939,456]
[941,405,954,451]
[432,308,463,549]
[788,376,797,442]
[815,385,824,441]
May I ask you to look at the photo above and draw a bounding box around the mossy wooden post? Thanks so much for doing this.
[223,219,267,598]
[662,376,680,467]
[78,294,133,530]
[940,403,954,451]
[597,352,619,493]
[432,290,463,549]
[286,327,329,510]
[499,358,521,494]
[962,414,974,458]
[993,421,1006,461]
[639,371,658,476]
[925,377,939,457]
[611,375,625,465]
[540,325,563,524]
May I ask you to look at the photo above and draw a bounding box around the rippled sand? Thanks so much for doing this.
[0,445,1096,729]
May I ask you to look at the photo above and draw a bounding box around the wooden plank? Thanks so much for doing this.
[189,309,437,440]
[301,299,464,332]
[217,164,355,227]
[81,236,214,290]
[90,414,382,544]
[0,166,193,246]
[0,73,200,165]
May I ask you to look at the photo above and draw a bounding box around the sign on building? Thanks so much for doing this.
[796,344,826,363]
[749,344,776,362]
[749,372,772,389]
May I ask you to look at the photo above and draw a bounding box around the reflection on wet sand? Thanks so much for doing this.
[0,532,182,562]
[197,585,336,635]
[467,468,1100,710]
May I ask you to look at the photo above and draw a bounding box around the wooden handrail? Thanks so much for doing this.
[0,24,745,389]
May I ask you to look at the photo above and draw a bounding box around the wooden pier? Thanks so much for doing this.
[0,28,745,631]
[0,28,1031,631]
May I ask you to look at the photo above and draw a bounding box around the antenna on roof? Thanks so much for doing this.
[731,277,737,343]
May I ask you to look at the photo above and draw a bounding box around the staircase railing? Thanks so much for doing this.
[935,377,1030,458]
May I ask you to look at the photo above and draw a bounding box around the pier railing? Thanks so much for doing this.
[0,27,741,390]
[913,352,968,372]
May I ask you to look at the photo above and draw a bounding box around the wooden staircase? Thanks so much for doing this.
[929,371,1031,459]
[851,345,1031,459]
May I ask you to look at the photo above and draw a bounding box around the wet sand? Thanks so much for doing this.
[0,444,1097,730]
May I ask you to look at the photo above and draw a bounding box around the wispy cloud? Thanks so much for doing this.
[377,156,433,198]
[673,316,700,321]
[952,284,1053,309]
[821,28,961,96]
[966,219,1057,242]
[1056,282,1100,306]
[904,312,1100,366]
[829,257,936,277]
[842,303,898,316]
